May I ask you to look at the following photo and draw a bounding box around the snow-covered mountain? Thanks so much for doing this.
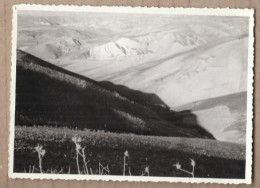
[18,13,249,104]
[17,11,249,143]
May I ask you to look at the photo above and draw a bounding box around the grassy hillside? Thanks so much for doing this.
[14,126,245,178]
[15,50,214,139]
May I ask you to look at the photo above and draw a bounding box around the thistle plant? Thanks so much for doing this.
[99,161,110,175]
[123,150,129,176]
[34,144,46,173]
[141,166,150,176]
[173,159,196,178]
[190,159,195,177]
[144,166,150,176]
[128,167,132,176]
[72,136,82,174]
[72,135,92,175]
[24,165,35,173]
[81,146,90,175]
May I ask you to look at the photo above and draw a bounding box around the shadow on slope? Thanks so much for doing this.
[15,49,214,139]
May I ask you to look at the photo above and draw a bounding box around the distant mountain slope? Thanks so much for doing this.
[15,50,214,139]
[174,92,247,144]
[18,13,249,108]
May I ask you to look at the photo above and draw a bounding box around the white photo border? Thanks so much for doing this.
[9,4,255,184]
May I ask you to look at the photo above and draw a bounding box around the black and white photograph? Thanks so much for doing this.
[9,5,254,184]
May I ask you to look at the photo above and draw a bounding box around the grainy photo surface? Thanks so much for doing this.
[9,5,254,184]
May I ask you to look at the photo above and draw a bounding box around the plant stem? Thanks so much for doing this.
[128,167,131,176]
[179,168,193,176]
[38,153,42,173]
[99,161,101,175]
[76,150,81,174]
[123,156,126,176]
[82,147,89,174]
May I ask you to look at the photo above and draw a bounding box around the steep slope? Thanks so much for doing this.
[175,92,247,144]
[15,50,214,139]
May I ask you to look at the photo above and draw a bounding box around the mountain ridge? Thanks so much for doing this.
[15,49,214,139]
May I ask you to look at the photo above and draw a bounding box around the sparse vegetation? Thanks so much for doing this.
[34,144,46,173]
[173,159,196,177]
[113,109,148,131]
[14,126,245,178]
[123,150,130,176]
[141,166,150,176]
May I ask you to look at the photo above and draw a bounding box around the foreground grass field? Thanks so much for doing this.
[14,126,245,178]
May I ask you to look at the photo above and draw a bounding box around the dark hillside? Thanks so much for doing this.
[15,49,214,139]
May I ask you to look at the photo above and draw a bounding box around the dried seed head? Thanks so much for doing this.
[174,162,181,169]
[145,166,149,173]
[72,136,77,143]
[35,144,46,157]
[35,144,43,153]
[35,146,39,152]
[190,159,195,167]
[40,149,46,157]
[72,136,82,144]
[77,137,82,143]
[124,150,129,157]
[76,143,82,150]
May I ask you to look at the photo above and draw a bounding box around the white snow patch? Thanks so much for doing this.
[88,38,149,59]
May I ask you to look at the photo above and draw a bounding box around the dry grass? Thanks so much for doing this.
[14,126,246,178]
